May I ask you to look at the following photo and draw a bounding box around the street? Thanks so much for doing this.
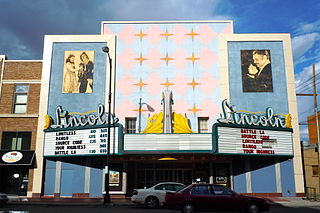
[1,204,320,213]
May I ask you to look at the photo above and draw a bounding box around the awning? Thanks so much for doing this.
[0,150,35,165]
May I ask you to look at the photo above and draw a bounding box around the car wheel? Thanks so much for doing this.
[181,203,195,213]
[145,196,159,208]
[247,203,260,213]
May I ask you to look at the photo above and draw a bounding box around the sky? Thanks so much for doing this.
[0,0,319,141]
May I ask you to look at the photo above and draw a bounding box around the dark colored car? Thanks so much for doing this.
[0,192,8,205]
[165,184,270,213]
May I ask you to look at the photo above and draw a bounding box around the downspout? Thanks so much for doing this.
[0,55,6,101]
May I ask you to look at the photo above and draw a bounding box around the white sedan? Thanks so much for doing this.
[131,182,185,208]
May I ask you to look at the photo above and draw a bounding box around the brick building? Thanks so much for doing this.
[0,55,42,196]
[303,113,320,198]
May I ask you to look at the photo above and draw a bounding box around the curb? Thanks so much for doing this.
[6,201,135,206]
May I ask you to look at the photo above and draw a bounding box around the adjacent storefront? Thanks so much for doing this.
[0,150,35,195]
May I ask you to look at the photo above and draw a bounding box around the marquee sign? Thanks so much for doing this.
[44,125,122,157]
[217,99,291,128]
[213,123,293,156]
[45,104,119,129]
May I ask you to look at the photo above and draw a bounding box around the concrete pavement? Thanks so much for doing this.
[6,196,320,207]
[267,197,320,207]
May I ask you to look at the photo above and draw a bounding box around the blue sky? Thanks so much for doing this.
[0,0,319,141]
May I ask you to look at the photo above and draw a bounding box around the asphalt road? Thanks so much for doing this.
[1,204,320,213]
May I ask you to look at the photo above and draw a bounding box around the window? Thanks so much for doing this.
[13,85,29,113]
[1,132,32,150]
[198,117,209,133]
[191,185,213,195]
[312,166,319,176]
[125,117,136,133]
[155,184,165,191]
[164,184,178,191]
[212,185,234,195]
[174,184,185,192]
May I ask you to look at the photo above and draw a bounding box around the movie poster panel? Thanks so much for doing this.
[62,51,94,93]
[241,50,273,92]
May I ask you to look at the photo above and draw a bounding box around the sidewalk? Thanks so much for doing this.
[6,196,320,207]
[267,197,320,207]
[7,196,133,206]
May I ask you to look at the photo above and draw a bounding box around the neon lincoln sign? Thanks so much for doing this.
[217,99,291,128]
[49,104,119,129]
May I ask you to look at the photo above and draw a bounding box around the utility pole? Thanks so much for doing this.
[297,64,320,198]
[102,46,112,204]
[313,64,320,199]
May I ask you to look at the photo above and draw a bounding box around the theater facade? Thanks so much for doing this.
[30,21,304,199]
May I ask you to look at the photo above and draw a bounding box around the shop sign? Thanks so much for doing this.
[46,104,119,129]
[44,126,120,156]
[2,151,23,163]
[213,124,293,156]
[218,99,291,128]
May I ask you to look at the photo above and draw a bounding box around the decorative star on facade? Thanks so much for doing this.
[186,53,200,65]
[160,29,174,40]
[160,53,174,65]
[160,79,175,90]
[134,78,148,90]
[186,29,200,40]
[188,104,202,116]
[187,78,201,90]
[134,53,148,65]
[135,29,148,41]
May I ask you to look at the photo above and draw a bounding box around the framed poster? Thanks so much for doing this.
[109,170,120,186]
[241,50,273,92]
[62,51,94,93]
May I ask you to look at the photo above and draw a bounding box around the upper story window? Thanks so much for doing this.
[13,85,29,114]
[125,117,137,134]
[1,132,32,150]
[198,117,209,133]
[312,165,319,176]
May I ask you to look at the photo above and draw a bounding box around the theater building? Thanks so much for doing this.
[30,21,304,199]
[0,56,41,196]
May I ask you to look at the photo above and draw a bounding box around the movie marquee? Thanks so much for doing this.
[213,100,293,157]
[43,104,122,157]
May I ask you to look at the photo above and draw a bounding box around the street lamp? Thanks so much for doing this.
[102,45,112,204]
[138,98,154,133]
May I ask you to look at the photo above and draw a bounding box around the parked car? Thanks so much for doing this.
[131,182,185,208]
[0,192,8,204]
[165,184,270,213]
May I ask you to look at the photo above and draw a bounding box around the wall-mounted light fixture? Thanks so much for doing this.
[158,157,178,161]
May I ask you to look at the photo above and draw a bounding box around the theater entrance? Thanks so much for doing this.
[131,161,211,189]
[123,155,233,196]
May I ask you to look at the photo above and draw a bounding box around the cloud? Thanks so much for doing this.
[295,62,320,93]
[0,0,230,59]
[295,62,320,142]
[0,28,35,59]
[292,33,320,62]
[299,126,309,142]
[100,0,230,20]
[293,20,320,36]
